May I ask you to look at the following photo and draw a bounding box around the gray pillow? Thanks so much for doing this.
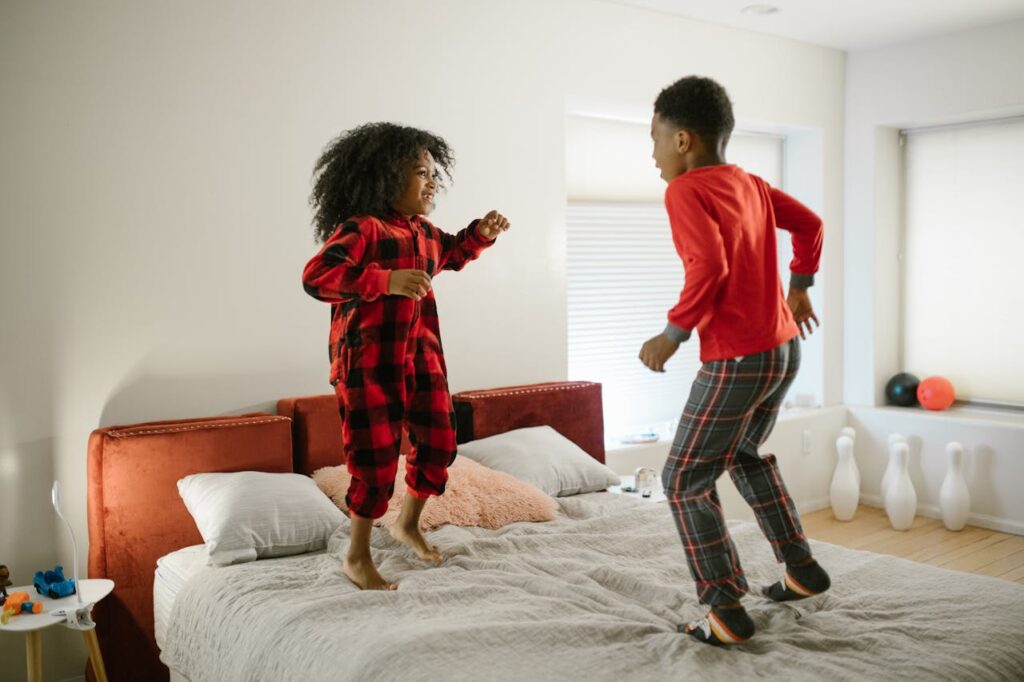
[456,426,620,496]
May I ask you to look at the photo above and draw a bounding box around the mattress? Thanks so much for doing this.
[157,493,1024,682]
[155,543,339,651]
[154,544,211,650]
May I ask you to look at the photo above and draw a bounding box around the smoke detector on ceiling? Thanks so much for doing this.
[741,4,780,16]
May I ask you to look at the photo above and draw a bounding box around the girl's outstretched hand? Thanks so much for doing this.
[389,269,432,301]
[476,210,510,241]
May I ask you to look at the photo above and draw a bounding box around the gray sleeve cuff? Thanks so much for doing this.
[790,272,815,289]
[663,323,692,344]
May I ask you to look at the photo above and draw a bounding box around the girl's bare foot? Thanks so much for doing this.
[342,555,396,591]
[389,522,444,563]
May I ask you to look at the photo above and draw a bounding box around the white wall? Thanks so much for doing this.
[840,20,1024,545]
[0,1,844,678]
[843,19,1024,407]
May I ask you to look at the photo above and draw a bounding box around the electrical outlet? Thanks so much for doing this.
[801,430,812,456]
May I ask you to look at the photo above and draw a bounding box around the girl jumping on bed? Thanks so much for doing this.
[303,122,509,590]
[641,76,830,645]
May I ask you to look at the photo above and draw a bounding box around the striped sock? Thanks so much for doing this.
[762,559,831,602]
[679,605,755,646]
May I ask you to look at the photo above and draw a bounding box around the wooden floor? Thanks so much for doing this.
[801,506,1024,584]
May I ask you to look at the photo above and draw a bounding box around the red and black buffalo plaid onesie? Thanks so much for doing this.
[303,214,492,519]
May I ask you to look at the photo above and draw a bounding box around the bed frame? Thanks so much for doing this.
[86,381,603,681]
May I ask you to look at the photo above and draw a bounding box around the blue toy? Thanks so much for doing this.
[33,565,77,599]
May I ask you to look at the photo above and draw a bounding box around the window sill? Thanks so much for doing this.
[775,404,846,422]
[605,439,671,454]
[851,404,1024,429]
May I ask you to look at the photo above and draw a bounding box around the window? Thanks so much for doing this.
[901,117,1024,406]
[566,115,786,438]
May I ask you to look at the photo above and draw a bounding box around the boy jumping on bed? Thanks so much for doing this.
[303,122,509,590]
[640,76,830,645]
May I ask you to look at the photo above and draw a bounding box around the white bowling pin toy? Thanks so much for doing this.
[940,442,970,531]
[839,427,860,486]
[881,433,906,502]
[830,435,859,521]
[885,441,916,531]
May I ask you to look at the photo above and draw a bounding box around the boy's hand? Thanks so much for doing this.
[787,287,820,339]
[389,269,432,301]
[639,333,680,373]
[476,210,510,241]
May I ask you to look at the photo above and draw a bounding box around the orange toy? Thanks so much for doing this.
[917,376,956,411]
[1,592,43,624]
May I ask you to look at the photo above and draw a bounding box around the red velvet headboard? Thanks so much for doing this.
[280,380,605,472]
[86,414,293,682]
[276,394,347,475]
[452,381,605,463]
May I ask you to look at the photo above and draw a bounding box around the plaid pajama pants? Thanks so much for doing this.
[663,337,812,605]
[334,329,457,520]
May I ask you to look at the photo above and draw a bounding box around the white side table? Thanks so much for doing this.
[1,578,114,682]
[608,474,667,503]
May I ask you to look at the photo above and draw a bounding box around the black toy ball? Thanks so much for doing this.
[885,373,920,407]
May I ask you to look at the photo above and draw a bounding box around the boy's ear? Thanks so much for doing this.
[674,129,692,154]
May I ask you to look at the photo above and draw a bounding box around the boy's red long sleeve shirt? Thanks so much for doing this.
[664,165,823,362]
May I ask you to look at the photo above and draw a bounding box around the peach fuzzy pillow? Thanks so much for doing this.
[312,456,558,530]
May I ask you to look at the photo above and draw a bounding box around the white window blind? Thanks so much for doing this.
[566,115,783,437]
[902,117,1024,406]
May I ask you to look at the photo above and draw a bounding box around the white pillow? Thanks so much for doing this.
[456,426,620,497]
[177,471,346,566]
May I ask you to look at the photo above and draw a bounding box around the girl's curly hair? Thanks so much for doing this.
[309,122,454,243]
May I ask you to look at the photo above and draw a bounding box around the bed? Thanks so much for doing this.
[87,381,1024,681]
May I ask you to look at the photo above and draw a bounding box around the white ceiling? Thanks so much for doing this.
[603,0,1024,51]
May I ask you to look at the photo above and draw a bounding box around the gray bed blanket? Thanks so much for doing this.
[160,496,1024,681]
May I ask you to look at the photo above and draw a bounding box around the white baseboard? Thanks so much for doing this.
[796,496,833,514]
[858,495,1024,536]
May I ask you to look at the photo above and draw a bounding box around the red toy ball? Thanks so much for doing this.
[917,376,955,411]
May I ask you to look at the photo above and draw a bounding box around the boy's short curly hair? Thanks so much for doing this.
[310,122,454,243]
[654,76,735,141]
